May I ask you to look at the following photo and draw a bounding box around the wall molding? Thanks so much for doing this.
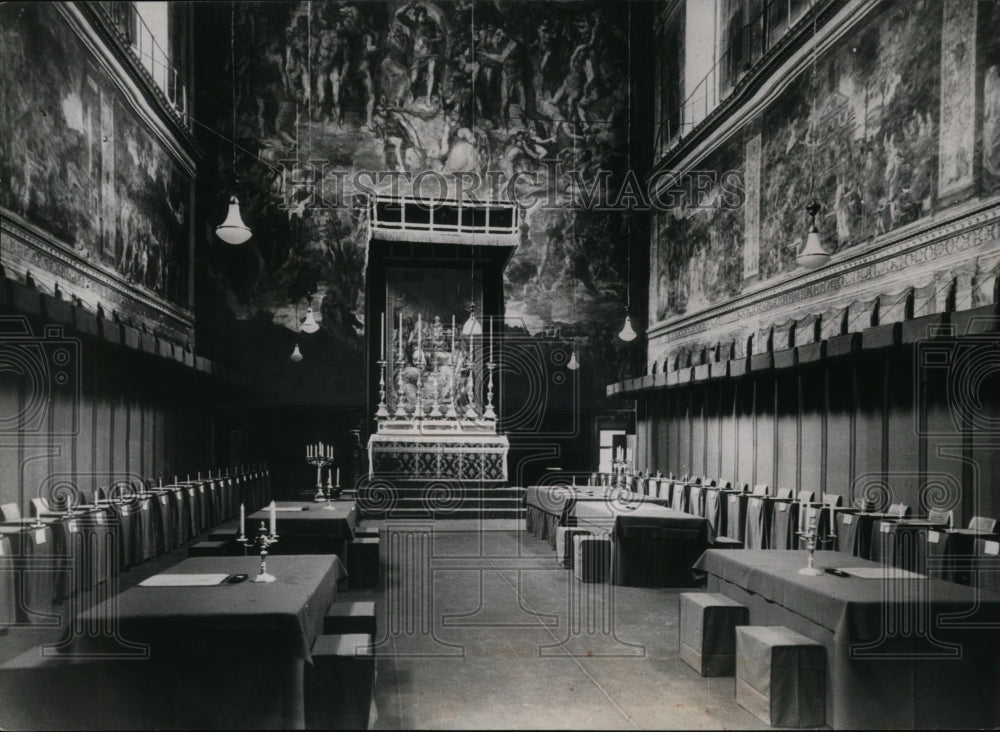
[1,209,195,343]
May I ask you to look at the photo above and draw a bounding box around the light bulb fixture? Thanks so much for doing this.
[618,312,638,342]
[461,311,482,336]
[300,306,319,334]
[290,343,303,362]
[567,341,579,370]
[797,200,829,269]
[216,195,252,244]
[215,2,251,245]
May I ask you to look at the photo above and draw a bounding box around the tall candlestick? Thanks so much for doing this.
[269,500,276,535]
[380,312,385,359]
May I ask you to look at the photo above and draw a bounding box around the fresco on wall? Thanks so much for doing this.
[982,0,1000,194]
[759,0,941,279]
[652,139,745,322]
[197,0,637,401]
[0,2,190,307]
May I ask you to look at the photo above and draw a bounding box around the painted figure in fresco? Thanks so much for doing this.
[371,100,424,173]
[985,65,1000,180]
[378,21,412,109]
[314,18,351,125]
[283,15,311,105]
[357,29,380,129]
[477,25,529,130]
[396,2,444,109]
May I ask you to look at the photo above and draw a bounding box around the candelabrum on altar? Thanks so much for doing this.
[306,455,334,501]
[376,359,390,419]
[482,361,496,420]
[238,521,280,583]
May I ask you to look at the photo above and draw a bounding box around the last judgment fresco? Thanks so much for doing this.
[197,0,637,397]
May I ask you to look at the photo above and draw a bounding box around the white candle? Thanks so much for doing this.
[381,312,385,359]
[489,316,493,362]
[239,503,245,536]
[418,313,422,344]
[399,312,403,353]
[451,315,455,354]
[336,468,340,486]
[269,500,276,535]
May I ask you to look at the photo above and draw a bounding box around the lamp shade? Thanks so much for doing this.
[567,346,579,371]
[797,228,830,269]
[300,307,319,334]
[215,196,252,245]
[618,314,637,342]
[290,343,303,362]
[461,313,482,336]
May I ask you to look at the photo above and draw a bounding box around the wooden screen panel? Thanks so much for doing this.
[854,354,886,501]
[705,383,722,482]
[825,364,854,501]
[720,381,737,483]
[676,389,692,478]
[755,377,775,491]
[775,372,798,493]
[799,368,824,496]
[691,386,707,479]
[736,380,755,487]
[886,350,921,510]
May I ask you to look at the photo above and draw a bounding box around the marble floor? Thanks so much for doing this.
[353,520,768,730]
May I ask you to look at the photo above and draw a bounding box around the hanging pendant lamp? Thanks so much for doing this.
[797,200,829,269]
[216,196,252,244]
[300,306,319,334]
[215,2,251,245]
[567,341,579,370]
[461,311,482,336]
[618,312,638,342]
[290,343,304,362]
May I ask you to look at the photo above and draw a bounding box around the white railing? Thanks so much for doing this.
[101,1,189,124]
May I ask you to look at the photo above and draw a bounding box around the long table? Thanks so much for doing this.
[524,485,670,548]
[68,554,341,729]
[694,549,1000,729]
[247,501,357,556]
[572,501,711,586]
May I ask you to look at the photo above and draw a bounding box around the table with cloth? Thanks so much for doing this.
[722,492,748,542]
[768,499,800,549]
[53,554,345,730]
[693,549,1000,729]
[572,500,712,586]
[0,523,63,625]
[247,501,358,556]
[525,486,671,548]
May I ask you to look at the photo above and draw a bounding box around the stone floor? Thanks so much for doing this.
[352,520,769,730]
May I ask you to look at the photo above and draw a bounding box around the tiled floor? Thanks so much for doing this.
[352,521,768,730]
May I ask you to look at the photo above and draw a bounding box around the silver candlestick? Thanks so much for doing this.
[376,360,390,419]
[796,512,824,575]
[429,371,442,417]
[306,455,333,501]
[322,471,341,510]
[237,522,279,583]
[394,347,408,418]
[482,361,496,420]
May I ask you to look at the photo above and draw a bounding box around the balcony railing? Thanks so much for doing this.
[655,0,815,158]
[101,1,189,125]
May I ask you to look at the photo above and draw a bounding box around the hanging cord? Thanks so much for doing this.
[230,1,237,186]
[625,1,632,315]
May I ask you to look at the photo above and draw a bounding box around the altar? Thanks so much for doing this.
[364,194,517,484]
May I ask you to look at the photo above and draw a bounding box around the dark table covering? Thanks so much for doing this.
[924,529,998,584]
[723,493,747,542]
[743,496,773,549]
[702,488,725,538]
[694,548,1000,729]
[0,535,16,625]
[973,537,1000,590]
[0,523,61,624]
[525,486,670,548]
[573,501,711,586]
[769,500,799,549]
[247,501,357,557]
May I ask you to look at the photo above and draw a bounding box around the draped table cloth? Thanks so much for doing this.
[0,523,61,624]
[525,486,671,549]
[572,501,711,587]
[247,501,358,557]
[69,555,342,729]
[694,549,1000,729]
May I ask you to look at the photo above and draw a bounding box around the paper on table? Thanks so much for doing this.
[140,573,230,587]
[837,567,926,580]
[274,506,308,512]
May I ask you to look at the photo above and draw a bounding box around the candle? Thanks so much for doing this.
[399,312,403,353]
[380,312,385,360]
[336,468,340,486]
[239,503,245,536]
[269,500,276,535]
[417,313,422,344]
[451,315,455,354]
[489,316,493,363]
